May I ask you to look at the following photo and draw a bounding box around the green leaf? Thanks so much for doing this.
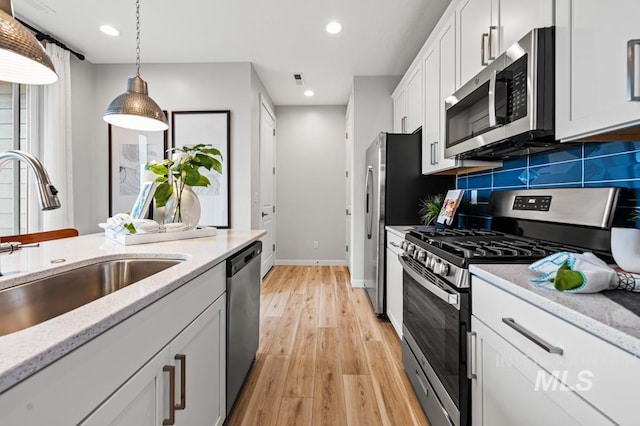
[193,174,210,187]
[153,182,173,207]
[201,147,222,158]
[195,153,214,170]
[147,163,168,176]
[182,165,201,186]
[211,158,222,174]
[123,222,136,234]
[154,176,168,183]
[549,262,584,291]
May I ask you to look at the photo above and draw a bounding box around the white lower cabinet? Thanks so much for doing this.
[471,276,639,425]
[82,295,226,425]
[470,317,612,426]
[0,263,227,425]
[385,231,404,338]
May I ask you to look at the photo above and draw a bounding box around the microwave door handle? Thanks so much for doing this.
[365,166,373,239]
[488,69,497,127]
[628,39,640,101]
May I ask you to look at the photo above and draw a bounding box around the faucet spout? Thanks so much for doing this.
[0,150,61,210]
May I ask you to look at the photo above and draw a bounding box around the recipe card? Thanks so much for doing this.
[437,189,464,226]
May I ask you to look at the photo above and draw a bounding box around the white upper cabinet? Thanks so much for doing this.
[457,0,493,87]
[457,0,553,87]
[556,0,640,141]
[392,63,422,134]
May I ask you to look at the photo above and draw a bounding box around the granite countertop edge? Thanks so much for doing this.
[0,229,266,394]
[470,264,640,358]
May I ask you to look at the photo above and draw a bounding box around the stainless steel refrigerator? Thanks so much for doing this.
[364,131,454,316]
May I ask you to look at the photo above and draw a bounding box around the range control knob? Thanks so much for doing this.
[439,262,450,276]
[401,241,408,250]
[416,250,426,262]
[407,244,416,255]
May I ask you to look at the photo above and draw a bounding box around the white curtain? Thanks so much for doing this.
[41,44,74,230]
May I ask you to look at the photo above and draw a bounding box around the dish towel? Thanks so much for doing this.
[529,252,640,293]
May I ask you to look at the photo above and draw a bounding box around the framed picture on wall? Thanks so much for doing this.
[172,110,230,228]
[108,116,169,216]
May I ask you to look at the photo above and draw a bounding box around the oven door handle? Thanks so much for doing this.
[399,255,460,309]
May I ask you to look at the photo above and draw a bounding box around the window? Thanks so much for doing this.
[0,81,39,236]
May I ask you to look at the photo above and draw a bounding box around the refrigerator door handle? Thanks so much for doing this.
[365,166,373,239]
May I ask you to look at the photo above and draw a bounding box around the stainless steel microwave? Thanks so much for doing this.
[444,27,555,160]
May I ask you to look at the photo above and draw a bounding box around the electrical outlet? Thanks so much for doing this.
[471,190,478,205]
[313,241,319,249]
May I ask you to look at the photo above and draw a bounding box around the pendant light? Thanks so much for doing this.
[103,0,168,131]
[0,0,58,84]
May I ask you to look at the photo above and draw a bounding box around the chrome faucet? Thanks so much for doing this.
[0,150,61,210]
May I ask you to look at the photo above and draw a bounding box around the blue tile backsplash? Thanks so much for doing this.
[456,141,640,229]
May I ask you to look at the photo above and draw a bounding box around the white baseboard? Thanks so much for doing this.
[275,259,348,266]
[350,279,365,288]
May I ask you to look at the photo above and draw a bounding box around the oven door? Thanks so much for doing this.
[400,254,469,426]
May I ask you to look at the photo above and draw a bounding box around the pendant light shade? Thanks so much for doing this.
[103,0,168,131]
[0,0,58,85]
[104,75,168,131]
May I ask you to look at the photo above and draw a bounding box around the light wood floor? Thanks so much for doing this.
[225,265,429,426]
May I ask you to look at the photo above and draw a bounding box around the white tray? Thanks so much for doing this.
[105,227,217,246]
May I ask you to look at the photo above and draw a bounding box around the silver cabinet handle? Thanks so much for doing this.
[488,26,497,60]
[163,365,176,425]
[502,318,563,355]
[466,331,477,379]
[481,33,489,66]
[175,354,186,410]
[488,70,497,127]
[628,39,640,101]
[430,142,435,165]
[433,141,439,165]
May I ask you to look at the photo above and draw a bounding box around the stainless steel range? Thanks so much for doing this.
[400,188,620,426]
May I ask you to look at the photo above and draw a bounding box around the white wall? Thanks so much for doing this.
[350,76,400,285]
[90,62,267,232]
[70,56,97,235]
[274,105,347,265]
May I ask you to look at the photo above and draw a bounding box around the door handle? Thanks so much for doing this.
[488,70,497,127]
[487,26,497,60]
[433,141,439,165]
[430,143,435,165]
[175,354,186,410]
[163,365,176,425]
[365,166,374,239]
[466,331,477,379]
[261,212,268,218]
[502,318,564,355]
[481,33,489,66]
[628,39,640,101]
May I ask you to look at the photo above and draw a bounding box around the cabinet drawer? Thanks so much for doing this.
[472,276,640,425]
[386,230,404,254]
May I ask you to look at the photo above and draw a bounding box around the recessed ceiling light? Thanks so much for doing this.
[100,25,120,37]
[304,90,315,97]
[325,21,342,34]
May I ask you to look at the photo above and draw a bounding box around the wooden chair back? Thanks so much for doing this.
[0,228,79,244]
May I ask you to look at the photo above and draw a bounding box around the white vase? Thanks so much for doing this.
[611,227,640,273]
[165,185,201,230]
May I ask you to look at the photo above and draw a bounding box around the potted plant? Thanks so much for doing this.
[418,194,444,226]
[610,208,640,273]
[146,144,222,228]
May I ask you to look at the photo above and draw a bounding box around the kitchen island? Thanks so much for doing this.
[0,229,264,424]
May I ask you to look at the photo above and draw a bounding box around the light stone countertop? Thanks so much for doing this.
[385,225,419,238]
[0,229,265,394]
[470,264,640,358]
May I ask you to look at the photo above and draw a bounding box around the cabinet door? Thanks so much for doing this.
[393,88,406,133]
[81,348,171,425]
[498,0,553,54]
[470,318,614,426]
[457,0,492,87]
[171,294,227,426]
[422,43,440,174]
[405,64,423,133]
[385,233,404,338]
[556,0,640,140]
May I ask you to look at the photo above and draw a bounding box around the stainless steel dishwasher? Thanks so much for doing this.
[226,241,262,415]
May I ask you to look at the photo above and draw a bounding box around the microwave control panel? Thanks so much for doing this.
[512,195,551,211]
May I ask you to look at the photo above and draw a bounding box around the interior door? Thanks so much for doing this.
[260,101,276,278]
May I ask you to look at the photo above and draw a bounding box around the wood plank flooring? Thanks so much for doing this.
[225,266,428,426]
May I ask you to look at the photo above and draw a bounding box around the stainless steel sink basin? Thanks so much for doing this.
[0,258,183,337]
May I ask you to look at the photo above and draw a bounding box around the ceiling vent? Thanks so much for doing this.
[292,73,304,86]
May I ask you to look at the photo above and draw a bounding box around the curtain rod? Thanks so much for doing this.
[16,18,85,61]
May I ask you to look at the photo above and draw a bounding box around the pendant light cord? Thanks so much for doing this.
[135,0,141,76]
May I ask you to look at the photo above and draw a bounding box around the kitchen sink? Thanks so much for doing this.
[0,258,183,337]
